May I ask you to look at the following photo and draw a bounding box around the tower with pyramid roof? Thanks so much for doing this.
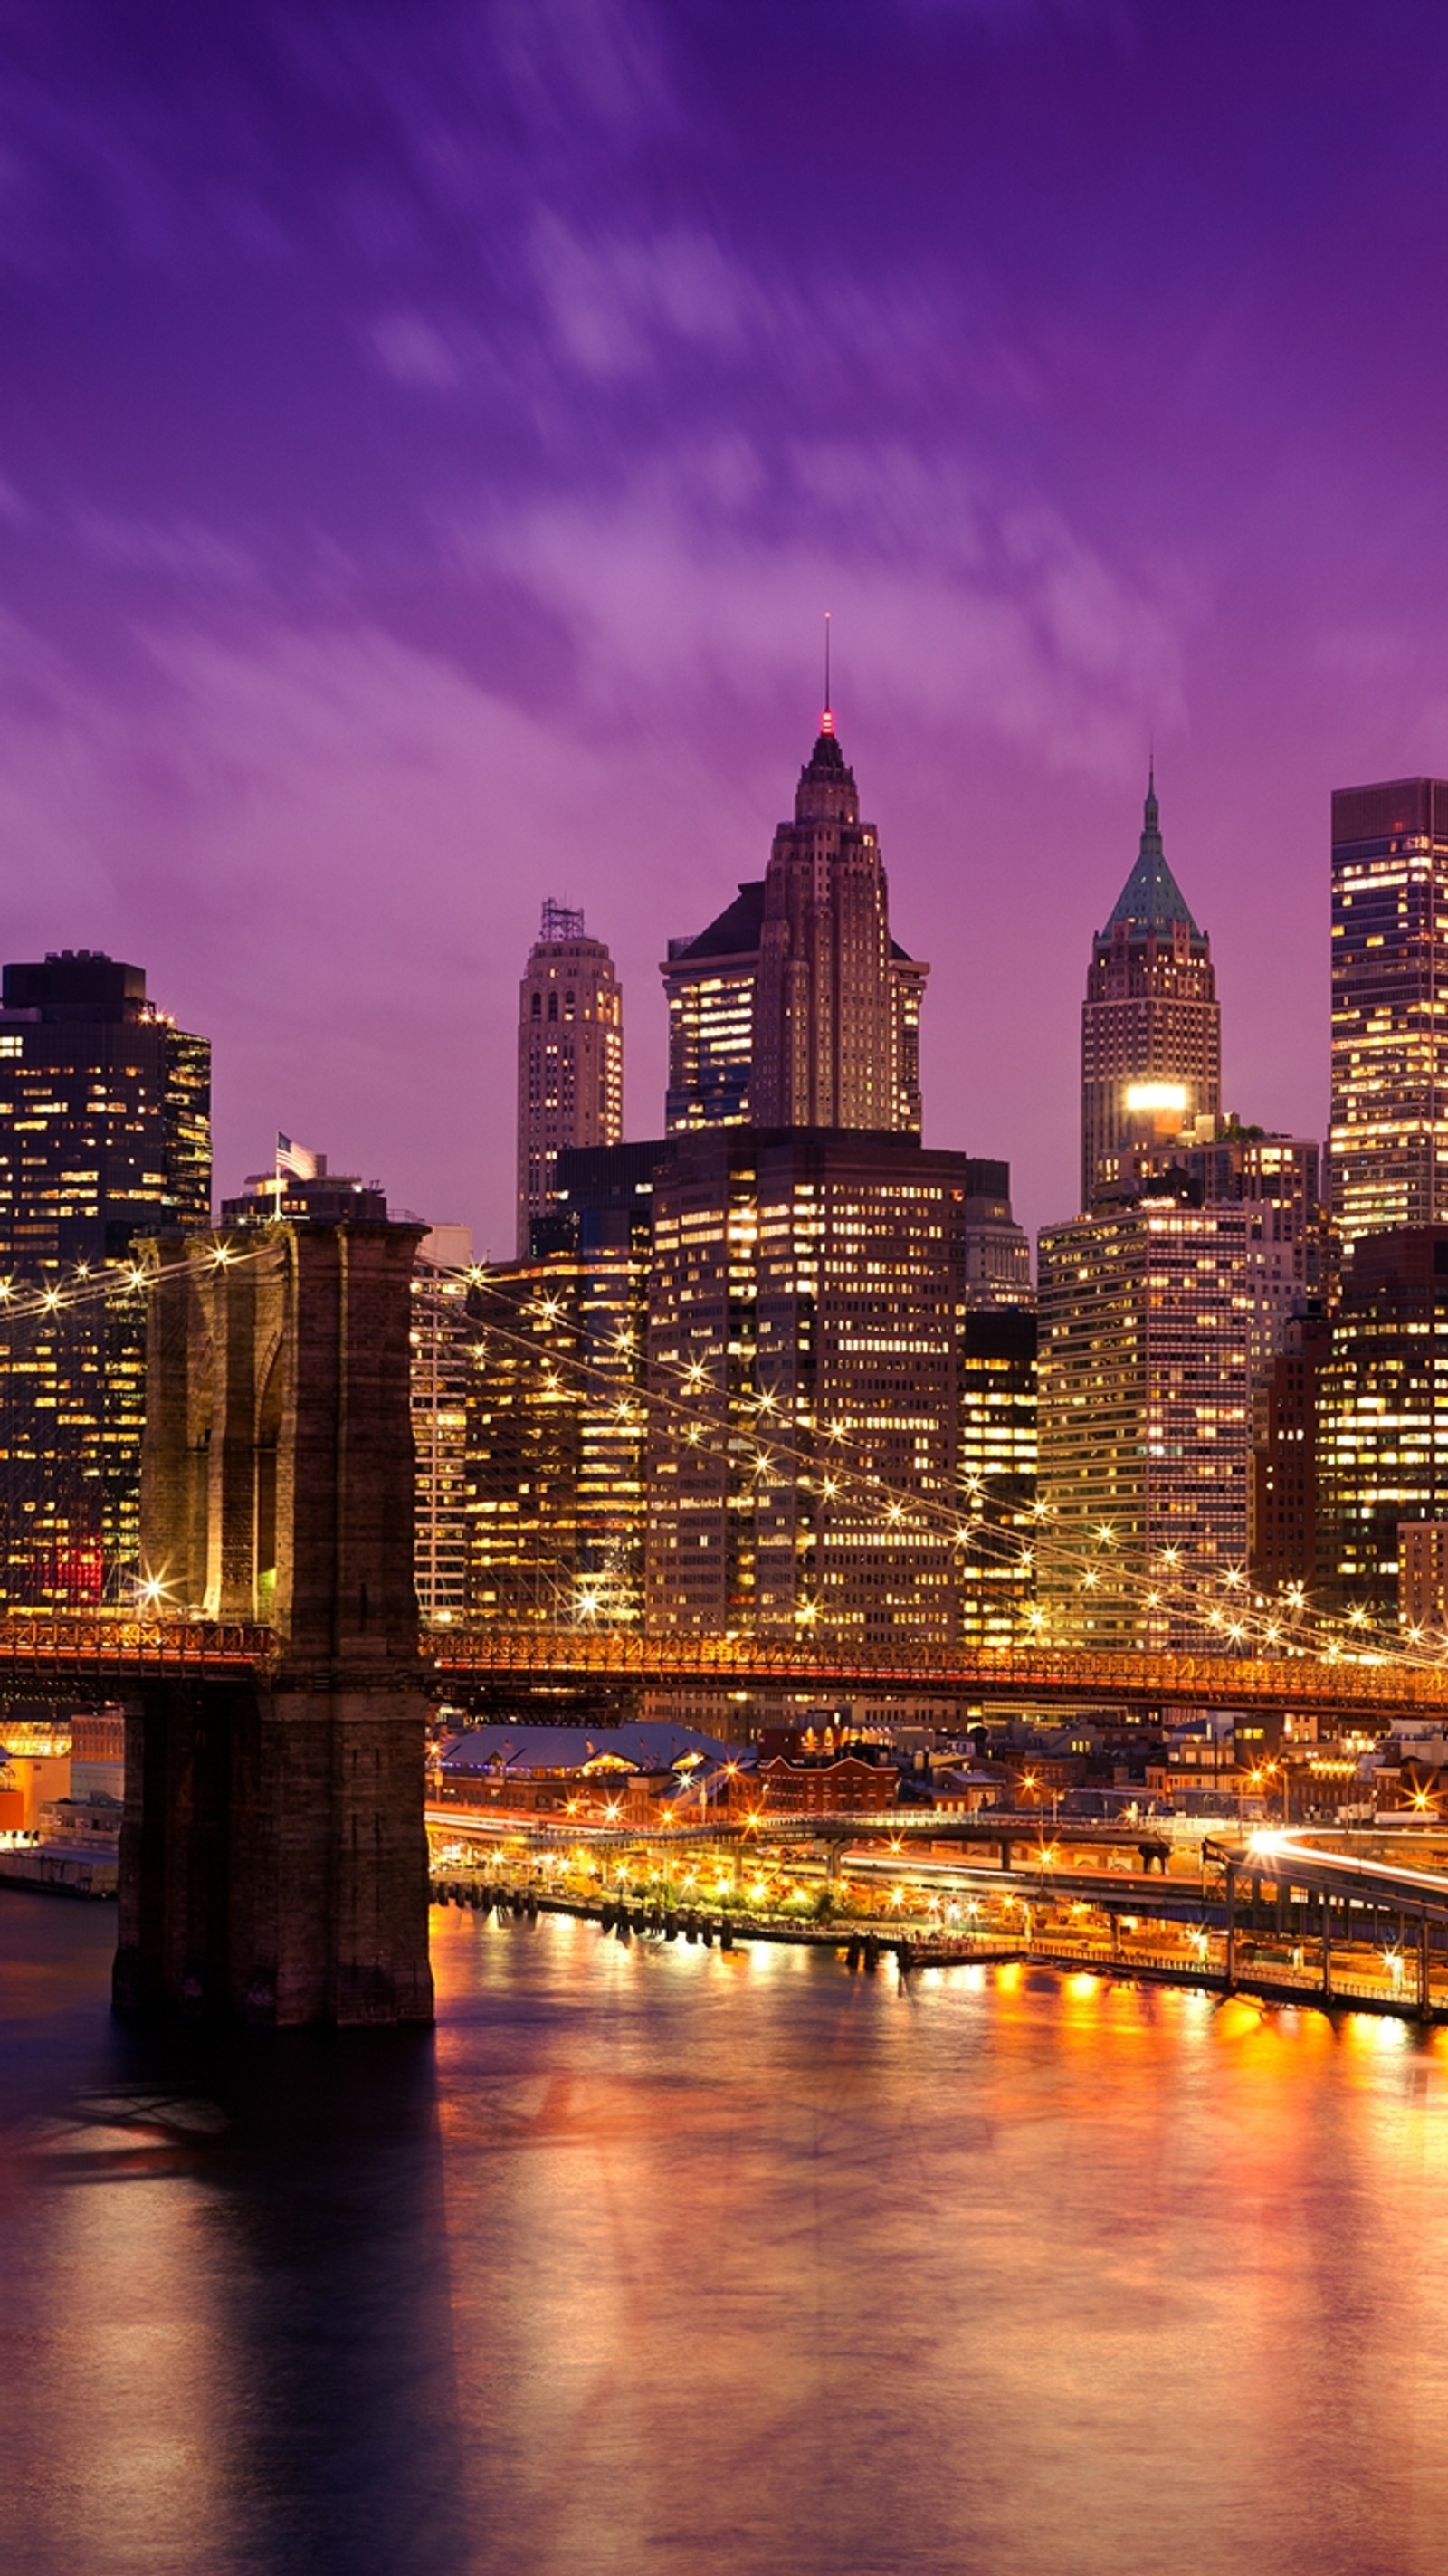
[1080,770,1220,1209]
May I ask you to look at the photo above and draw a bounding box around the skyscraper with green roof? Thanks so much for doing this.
[1080,771,1220,1211]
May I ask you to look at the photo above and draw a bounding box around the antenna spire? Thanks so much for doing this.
[822,610,834,735]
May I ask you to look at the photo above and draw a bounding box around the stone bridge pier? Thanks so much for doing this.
[113,1222,434,2027]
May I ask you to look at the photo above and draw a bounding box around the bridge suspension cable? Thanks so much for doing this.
[0,1234,273,1328]
[445,1260,1445,1684]
[6,1233,1440,1684]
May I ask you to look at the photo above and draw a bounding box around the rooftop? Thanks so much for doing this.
[437,1721,745,1776]
[1099,771,1206,947]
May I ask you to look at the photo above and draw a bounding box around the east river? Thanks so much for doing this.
[5,1895,1448,2575]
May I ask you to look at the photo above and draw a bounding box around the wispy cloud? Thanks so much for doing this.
[530,215,753,377]
[452,445,1182,778]
[71,510,265,596]
[367,310,469,391]
[489,0,680,148]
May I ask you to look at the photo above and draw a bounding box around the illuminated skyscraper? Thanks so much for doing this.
[662,719,927,1139]
[466,1246,648,1626]
[1319,1228,1448,1619]
[0,949,211,1608]
[470,1140,661,1624]
[752,719,927,1132]
[1329,778,1448,1241]
[644,1128,965,1646]
[411,1226,473,1627]
[1081,773,1220,1211]
[957,1307,1037,1648]
[516,901,623,1256]
[1037,1197,1252,1647]
[662,883,763,1131]
[1094,1128,1329,1389]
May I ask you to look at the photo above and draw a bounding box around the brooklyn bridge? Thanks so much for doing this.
[2,1611,1445,1722]
[3,1221,1445,2027]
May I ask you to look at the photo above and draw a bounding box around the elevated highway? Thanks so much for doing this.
[1215,1827,1448,1931]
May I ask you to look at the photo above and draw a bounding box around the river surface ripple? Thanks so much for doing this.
[4,1893,1448,2576]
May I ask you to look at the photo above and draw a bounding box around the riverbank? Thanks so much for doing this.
[0,1847,117,1898]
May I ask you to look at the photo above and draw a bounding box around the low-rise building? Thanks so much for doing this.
[756,1746,899,1814]
[432,1721,744,1824]
[70,1706,124,1803]
[37,1791,123,1847]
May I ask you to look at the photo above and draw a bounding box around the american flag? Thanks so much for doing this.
[276,1133,319,1181]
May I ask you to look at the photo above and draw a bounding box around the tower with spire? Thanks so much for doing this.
[1080,769,1220,1210]
[749,703,926,1132]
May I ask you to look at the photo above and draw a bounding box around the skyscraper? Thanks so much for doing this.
[1329,778,1448,1241]
[411,1225,474,1628]
[1093,1128,1329,1388]
[957,1306,1038,1649]
[960,1159,1034,1309]
[1081,773,1220,1211]
[0,949,211,1608]
[0,951,210,1262]
[1250,1309,1330,1600]
[662,717,927,1139]
[749,716,926,1134]
[644,1127,965,1646]
[662,882,764,1131]
[467,1245,648,1626]
[1318,1227,1448,1619]
[1037,1197,1252,1647]
[516,901,623,1256]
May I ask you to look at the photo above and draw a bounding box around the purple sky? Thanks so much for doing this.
[5,0,1448,1250]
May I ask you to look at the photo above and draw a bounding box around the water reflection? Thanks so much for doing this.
[6,1894,1448,2574]
[2,1902,472,2576]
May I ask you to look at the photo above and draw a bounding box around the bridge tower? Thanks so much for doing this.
[112,1222,435,2026]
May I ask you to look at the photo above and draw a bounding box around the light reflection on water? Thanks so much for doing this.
[5,1893,1448,2575]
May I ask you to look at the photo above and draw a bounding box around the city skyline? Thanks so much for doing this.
[11,5,1448,1247]
[13,21,1448,2576]
[0,729,1383,1254]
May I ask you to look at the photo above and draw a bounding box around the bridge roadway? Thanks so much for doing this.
[4,1614,1448,1725]
[0,1615,273,1684]
[430,1622,1448,1721]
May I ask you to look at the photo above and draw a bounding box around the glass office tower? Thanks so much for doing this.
[1330,778,1448,1242]
[0,949,211,1608]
